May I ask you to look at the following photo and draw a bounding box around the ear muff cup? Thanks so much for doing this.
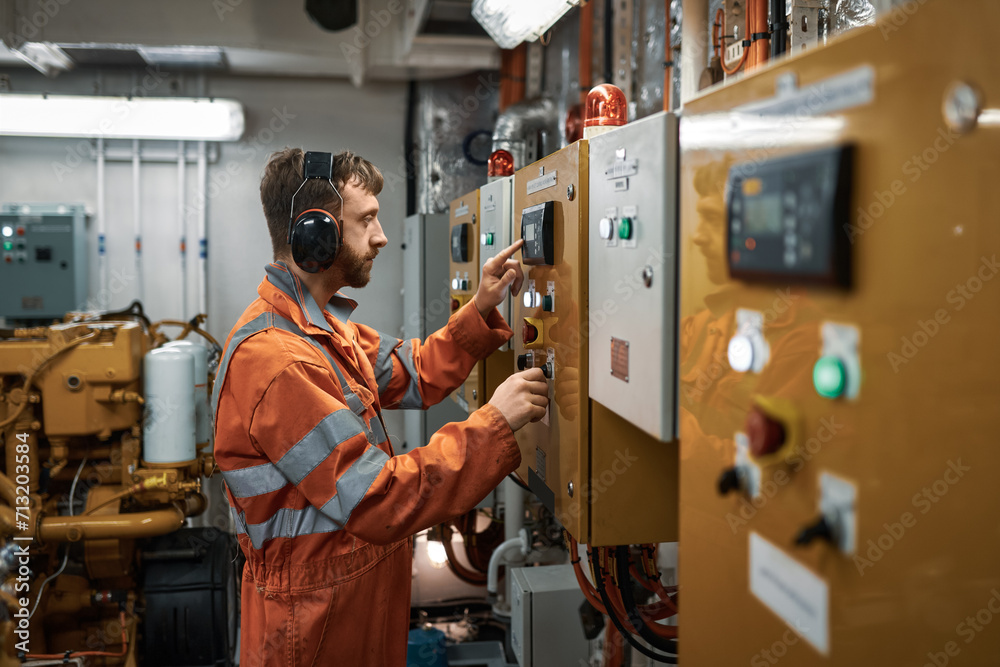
[290,208,342,273]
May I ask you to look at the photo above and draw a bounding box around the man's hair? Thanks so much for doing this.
[260,148,384,260]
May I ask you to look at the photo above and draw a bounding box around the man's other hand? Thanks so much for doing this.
[473,239,525,318]
[488,368,549,432]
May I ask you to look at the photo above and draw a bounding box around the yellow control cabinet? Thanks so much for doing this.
[512,141,590,541]
[679,0,1000,663]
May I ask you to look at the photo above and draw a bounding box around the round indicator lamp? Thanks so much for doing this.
[1,226,12,238]
[727,335,755,373]
[599,217,614,240]
[487,149,515,177]
[813,356,847,399]
[618,217,633,240]
[584,84,628,128]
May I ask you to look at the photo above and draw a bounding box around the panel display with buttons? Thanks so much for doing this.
[520,201,555,266]
[726,146,854,287]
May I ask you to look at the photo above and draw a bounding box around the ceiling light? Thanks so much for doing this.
[472,0,579,49]
[12,42,73,77]
[137,45,227,69]
[0,94,245,141]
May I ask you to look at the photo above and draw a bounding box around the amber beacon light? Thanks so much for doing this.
[584,84,627,127]
[487,149,515,177]
[583,84,627,139]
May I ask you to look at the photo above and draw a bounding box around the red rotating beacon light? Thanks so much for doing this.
[584,84,628,128]
[487,149,515,178]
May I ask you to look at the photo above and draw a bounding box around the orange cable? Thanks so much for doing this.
[27,611,129,659]
[719,7,749,75]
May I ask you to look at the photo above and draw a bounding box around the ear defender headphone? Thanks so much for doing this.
[287,151,344,273]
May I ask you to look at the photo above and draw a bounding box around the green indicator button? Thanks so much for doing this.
[2,241,10,251]
[618,217,633,240]
[486,232,494,245]
[813,356,846,399]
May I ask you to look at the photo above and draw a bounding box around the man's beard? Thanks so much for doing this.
[340,243,377,288]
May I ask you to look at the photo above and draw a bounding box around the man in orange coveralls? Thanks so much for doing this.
[213,148,548,665]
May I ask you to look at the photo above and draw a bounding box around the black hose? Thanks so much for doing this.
[507,473,531,493]
[589,548,678,664]
[771,0,788,57]
[603,0,614,84]
[404,79,418,217]
[615,546,679,655]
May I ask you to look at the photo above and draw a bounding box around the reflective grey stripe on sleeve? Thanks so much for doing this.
[373,333,400,397]
[275,409,367,485]
[221,462,289,498]
[270,315,366,415]
[319,444,389,527]
[212,312,274,419]
[396,339,424,409]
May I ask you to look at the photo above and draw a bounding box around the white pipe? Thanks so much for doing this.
[196,140,207,315]
[132,139,143,303]
[178,140,187,319]
[94,143,220,163]
[502,478,527,606]
[96,137,107,296]
[487,528,530,596]
[504,478,526,543]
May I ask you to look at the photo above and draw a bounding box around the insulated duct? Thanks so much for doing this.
[832,0,875,34]
[413,71,499,214]
[491,97,560,173]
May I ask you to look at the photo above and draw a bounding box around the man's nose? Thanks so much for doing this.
[371,219,388,248]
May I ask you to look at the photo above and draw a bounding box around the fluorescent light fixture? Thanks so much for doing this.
[13,42,73,77]
[472,0,579,49]
[0,94,245,141]
[137,45,227,68]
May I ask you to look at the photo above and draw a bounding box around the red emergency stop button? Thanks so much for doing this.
[451,298,460,312]
[745,406,786,458]
[16,227,25,237]
[523,323,538,345]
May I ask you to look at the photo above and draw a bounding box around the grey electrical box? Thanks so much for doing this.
[587,112,680,442]
[402,213,468,451]
[510,565,590,667]
[478,176,514,349]
[0,203,87,320]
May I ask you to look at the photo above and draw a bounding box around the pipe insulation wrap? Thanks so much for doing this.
[832,0,875,34]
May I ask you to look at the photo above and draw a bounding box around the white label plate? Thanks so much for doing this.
[735,65,875,118]
[749,532,830,655]
[526,170,558,195]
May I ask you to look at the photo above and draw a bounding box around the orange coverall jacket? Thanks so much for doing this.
[212,262,520,666]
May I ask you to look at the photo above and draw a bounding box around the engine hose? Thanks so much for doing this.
[589,548,678,664]
[615,546,679,652]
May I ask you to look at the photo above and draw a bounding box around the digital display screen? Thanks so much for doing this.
[725,145,854,288]
[744,194,782,235]
[520,202,554,265]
